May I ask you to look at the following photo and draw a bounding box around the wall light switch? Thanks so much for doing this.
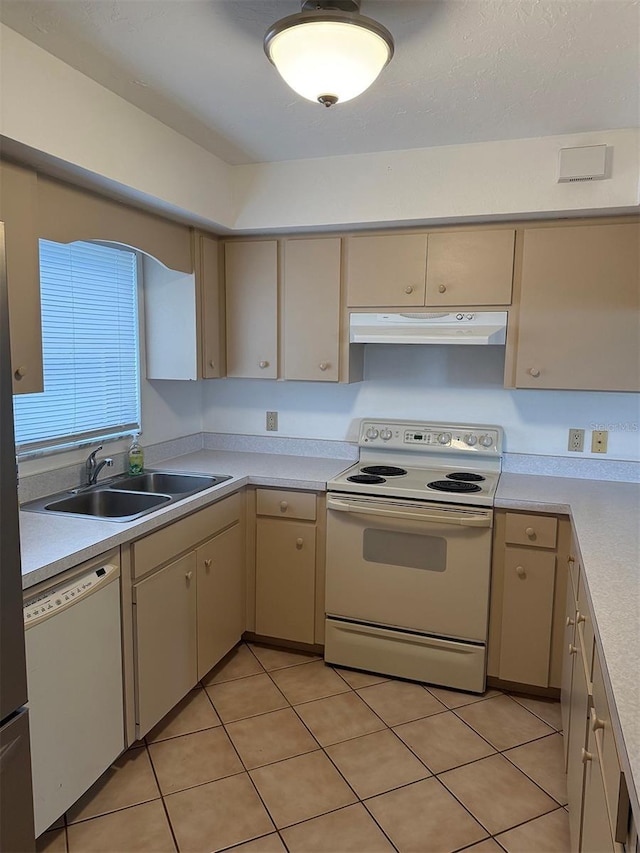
[591,430,608,453]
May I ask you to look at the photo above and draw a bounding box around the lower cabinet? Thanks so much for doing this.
[131,494,245,737]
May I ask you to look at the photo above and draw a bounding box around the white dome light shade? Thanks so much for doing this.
[265,12,394,106]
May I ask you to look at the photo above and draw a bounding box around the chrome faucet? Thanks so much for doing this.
[85,445,114,486]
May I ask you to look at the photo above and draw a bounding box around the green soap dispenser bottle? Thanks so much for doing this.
[128,435,144,475]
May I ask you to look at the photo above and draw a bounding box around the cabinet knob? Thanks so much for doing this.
[279,501,288,512]
[404,285,414,294]
[581,748,593,764]
[567,554,575,565]
[577,612,586,625]
[566,616,575,627]
[259,360,269,369]
[296,538,303,549]
[525,527,535,538]
[14,366,27,379]
[528,368,540,378]
[185,571,193,581]
[515,565,526,578]
[204,559,212,569]
[569,644,578,655]
[438,284,447,293]
[319,362,329,371]
[208,360,215,369]
[592,715,605,733]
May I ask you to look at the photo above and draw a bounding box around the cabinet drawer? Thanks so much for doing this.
[256,489,316,521]
[132,493,242,578]
[504,513,557,549]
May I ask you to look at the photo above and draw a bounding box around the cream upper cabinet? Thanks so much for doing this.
[346,233,427,307]
[0,162,43,394]
[425,229,515,306]
[283,237,341,382]
[513,222,640,391]
[197,233,226,379]
[225,240,278,379]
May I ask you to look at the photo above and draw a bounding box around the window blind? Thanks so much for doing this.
[14,240,140,453]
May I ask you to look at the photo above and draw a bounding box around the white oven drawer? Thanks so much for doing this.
[325,617,486,693]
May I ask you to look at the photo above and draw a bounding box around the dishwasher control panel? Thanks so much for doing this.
[24,563,118,627]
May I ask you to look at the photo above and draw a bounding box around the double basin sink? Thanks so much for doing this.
[23,471,232,522]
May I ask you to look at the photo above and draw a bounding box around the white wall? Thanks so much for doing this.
[201,346,640,462]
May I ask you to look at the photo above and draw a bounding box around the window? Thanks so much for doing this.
[14,240,141,454]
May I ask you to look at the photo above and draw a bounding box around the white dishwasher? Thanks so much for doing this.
[24,557,125,836]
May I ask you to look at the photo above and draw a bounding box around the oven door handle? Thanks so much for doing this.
[326,497,492,527]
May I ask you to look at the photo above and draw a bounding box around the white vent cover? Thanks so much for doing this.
[558,145,607,182]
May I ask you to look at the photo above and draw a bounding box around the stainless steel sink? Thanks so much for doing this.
[22,469,232,521]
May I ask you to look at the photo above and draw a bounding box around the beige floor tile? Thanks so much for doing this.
[66,800,175,853]
[365,777,488,853]
[228,834,287,852]
[427,685,502,709]
[510,695,563,731]
[357,680,446,726]
[394,709,495,773]
[226,707,319,769]
[455,694,554,751]
[326,729,430,798]
[165,772,275,853]
[439,753,558,835]
[334,667,389,688]
[205,673,288,722]
[282,803,395,852]
[270,660,351,704]
[250,750,357,828]
[36,828,67,853]
[294,691,386,746]
[148,726,243,794]
[496,807,571,852]
[202,643,265,685]
[462,840,504,852]
[146,686,221,742]
[504,733,567,804]
[66,746,159,823]
[249,643,321,671]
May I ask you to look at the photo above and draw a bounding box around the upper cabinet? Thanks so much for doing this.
[196,233,225,379]
[0,162,43,394]
[345,229,514,308]
[512,222,640,391]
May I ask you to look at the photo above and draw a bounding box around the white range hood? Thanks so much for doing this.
[349,312,508,345]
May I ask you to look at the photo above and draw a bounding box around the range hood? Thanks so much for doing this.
[349,312,508,345]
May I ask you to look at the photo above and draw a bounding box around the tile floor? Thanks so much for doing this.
[36,642,570,853]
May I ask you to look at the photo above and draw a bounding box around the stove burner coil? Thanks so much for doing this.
[427,480,483,493]
[360,465,407,477]
[446,472,486,482]
[347,474,386,484]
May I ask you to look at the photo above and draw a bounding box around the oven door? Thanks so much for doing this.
[325,494,493,643]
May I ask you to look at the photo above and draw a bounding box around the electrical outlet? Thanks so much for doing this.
[266,411,278,432]
[568,428,585,452]
[591,430,608,453]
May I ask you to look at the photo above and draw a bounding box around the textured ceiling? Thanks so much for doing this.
[1,0,638,165]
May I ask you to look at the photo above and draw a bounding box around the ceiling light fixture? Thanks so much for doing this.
[264,0,394,107]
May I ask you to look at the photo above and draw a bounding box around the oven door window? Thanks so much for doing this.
[363,528,446,572]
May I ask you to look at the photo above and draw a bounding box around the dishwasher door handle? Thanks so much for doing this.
[327,498,492,527]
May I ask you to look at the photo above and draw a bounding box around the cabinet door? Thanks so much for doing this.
[197,522,245,680]
[255,519,316,644]
[346,234,427,307]
[567,627,591,852]
[134,552,197,737]
[498,548,556,686]
[0,162,43,394]
[561,571,578,769]
[283,238,341,381]
[515,223,640,391]
[581,718,616,853]
[198,233,225,379]
[426,229,514,306]
[225,240,278,378]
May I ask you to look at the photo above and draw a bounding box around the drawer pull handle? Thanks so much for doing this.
[14,366,27,379]
[592,716,605,733]
[577,612,586,625]
[185,571,193,581]
[296,538,303,549]
[566,616,575,627]
[515,565,526,578]
[259,360,269,369]
[581,748,593,764]
[204,559,212,569]
[438,284,446,293]
[279,501,288,512]
[525,527,535,538]
[569,644,578,656]
[405,285,414,294]
[528,367,540,378]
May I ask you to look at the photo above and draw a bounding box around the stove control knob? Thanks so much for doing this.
[464,434,478,446]
[365,427,379,440]
[437,432,452,445]
[479,434,494,448]
[380,428,393,441]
